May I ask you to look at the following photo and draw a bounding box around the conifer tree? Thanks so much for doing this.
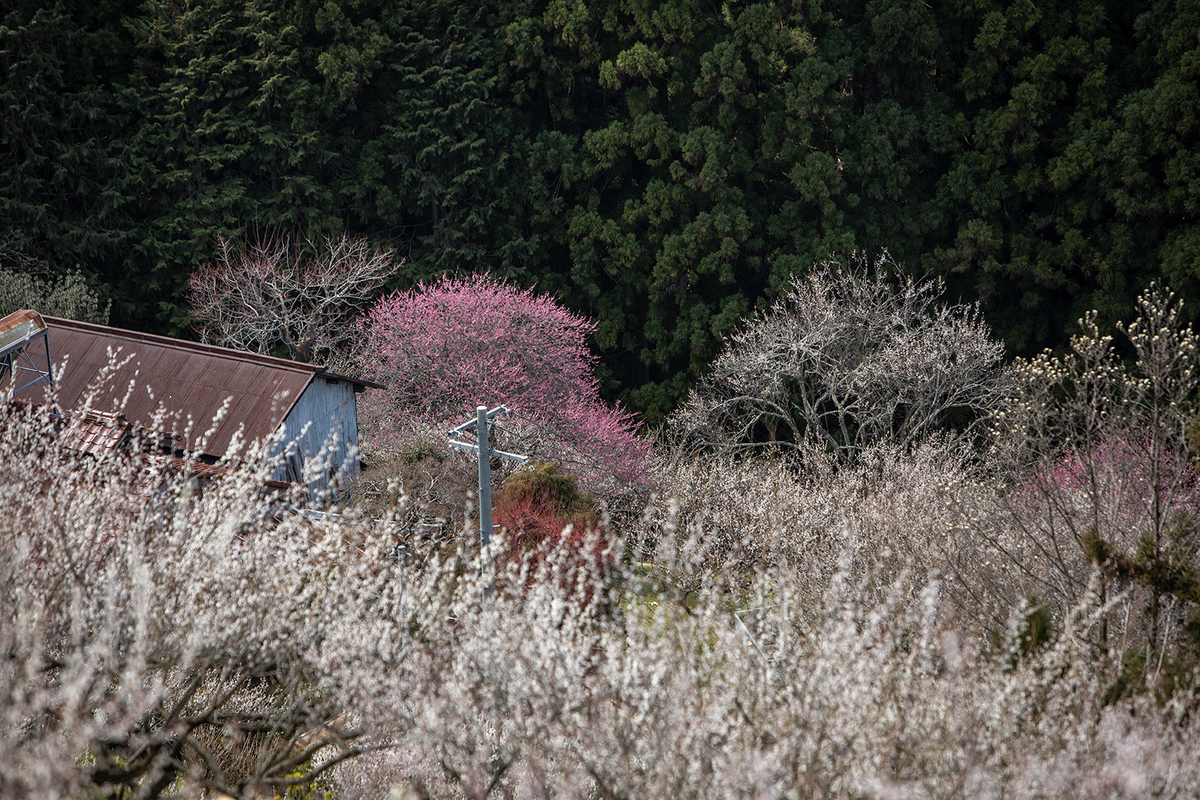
[114,0,342,326]
[0,1,132,305]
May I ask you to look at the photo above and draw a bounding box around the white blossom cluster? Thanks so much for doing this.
[672,253,1009,457]
[5,286,1200,798]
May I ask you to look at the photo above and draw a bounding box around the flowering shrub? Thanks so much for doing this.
[356,274,651,495]
[493,462,613,599]
[0,401,380,798]
[0,232,111,323]
[988,286,1200,672]
[7,392,1200,798]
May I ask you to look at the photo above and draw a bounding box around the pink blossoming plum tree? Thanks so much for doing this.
[356,274,650,496]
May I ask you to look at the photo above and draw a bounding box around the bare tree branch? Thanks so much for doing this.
[188,230,398,365]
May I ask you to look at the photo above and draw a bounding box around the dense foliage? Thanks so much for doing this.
[4,0,1200,417]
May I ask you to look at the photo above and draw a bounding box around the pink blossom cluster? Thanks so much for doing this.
[356,274,651,494]
[1010,435,1200,539]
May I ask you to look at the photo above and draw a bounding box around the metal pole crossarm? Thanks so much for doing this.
[447,439,527,462]
[448,404,509,437]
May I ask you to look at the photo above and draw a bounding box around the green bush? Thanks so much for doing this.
[0,267,109,324]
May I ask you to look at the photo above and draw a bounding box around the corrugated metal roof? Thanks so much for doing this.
[27,317,369,459]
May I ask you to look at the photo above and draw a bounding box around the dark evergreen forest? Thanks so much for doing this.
[3,0,1198,419]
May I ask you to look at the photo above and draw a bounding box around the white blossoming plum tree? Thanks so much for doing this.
[673,253,1009,457]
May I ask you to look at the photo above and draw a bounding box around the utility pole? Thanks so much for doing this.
[449,406,527,586]
[475,406,493,547]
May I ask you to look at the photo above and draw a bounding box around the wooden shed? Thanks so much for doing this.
[16,316,374,497]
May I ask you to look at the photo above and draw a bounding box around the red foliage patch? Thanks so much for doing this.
[493,464,614,602]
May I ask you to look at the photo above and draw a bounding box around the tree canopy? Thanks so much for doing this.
[3,0,1198,419]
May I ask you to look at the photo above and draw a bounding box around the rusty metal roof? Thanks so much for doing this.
[166,456,292,490]
[27,317,370,459]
